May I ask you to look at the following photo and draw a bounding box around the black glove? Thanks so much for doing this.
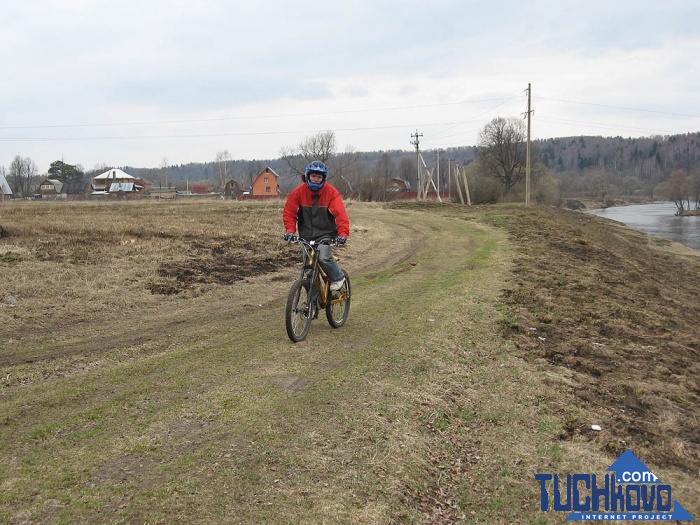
[336,236,347,245]
[283,232,295,241]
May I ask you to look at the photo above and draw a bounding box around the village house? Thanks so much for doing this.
[250,167,281,198]
[0,173,12,202]
[224,180,242,199]
[91,168,144,197]
[37,179,64,198]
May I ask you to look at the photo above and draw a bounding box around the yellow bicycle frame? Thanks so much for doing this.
[306,247,346,309]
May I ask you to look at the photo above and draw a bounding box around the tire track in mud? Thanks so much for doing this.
[0,211,426,372]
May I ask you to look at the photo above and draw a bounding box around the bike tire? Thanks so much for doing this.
[286,279,313,342]
[326,271,351,328]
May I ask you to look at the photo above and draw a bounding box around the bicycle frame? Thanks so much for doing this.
[285,236,351,342]
[298,239,335,310]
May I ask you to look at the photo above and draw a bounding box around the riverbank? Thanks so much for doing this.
[563,195,653,211]
[481,204,700,517]
[565,196,700,216]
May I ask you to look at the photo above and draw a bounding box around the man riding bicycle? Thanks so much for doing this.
[282,160,350,291]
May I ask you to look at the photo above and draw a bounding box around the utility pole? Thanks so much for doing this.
[410,130,423,201]
[437,149,443,198]
[447,158,452,201]
[525,83,533,207]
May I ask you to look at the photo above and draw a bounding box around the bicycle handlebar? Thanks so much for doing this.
[285,236,339,247]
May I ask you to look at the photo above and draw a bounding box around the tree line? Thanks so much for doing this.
[2,124,700,210]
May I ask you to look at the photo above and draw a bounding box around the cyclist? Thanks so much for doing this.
[282,160,350,291]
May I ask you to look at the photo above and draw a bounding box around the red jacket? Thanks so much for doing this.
[283,182,350,240]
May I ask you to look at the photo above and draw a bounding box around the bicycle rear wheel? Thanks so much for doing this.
[286,279,313,342]
[326,271,350,328]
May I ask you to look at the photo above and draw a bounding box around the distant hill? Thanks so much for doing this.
[115,132,700,193]
[537,132,700,176]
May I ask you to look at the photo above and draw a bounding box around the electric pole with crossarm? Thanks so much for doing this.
[525,83,533,207]
[410,130,423,201]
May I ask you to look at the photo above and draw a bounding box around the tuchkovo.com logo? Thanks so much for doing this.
[535,450,695,521]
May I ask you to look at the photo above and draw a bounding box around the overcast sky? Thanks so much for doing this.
[2,0,699,173]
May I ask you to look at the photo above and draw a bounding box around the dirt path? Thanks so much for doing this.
[0,205,420,368]
[2,204,520,524]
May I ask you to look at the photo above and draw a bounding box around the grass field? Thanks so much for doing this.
[1,199,698,524]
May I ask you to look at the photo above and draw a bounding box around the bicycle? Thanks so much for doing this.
[284,236,351,342]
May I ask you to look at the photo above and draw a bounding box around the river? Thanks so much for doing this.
[589,201,700,251]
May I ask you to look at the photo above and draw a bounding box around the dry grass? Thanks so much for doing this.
[1,199,295,339]
[1,199,698,523]
[486,206,699,471]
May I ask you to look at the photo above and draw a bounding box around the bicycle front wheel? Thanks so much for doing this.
[326,271,351,328]
[286,279,313,342]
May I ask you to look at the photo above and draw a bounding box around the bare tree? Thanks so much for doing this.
[584,170,615,202]
[371,153,395,201]
[332,145,359,186]
[9,156,38,198]
[690,168,700,210]
[476,117,527,192]
[214,150,232,191]
[280,131,363,198]
[375,153,394,179]
[398,157,414,187]
[281,131,337,176]
[241,160,264,189]
[667,169,690,213]
[300,130,336,162]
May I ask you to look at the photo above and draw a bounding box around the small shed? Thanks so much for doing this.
[250,167,280,197]
[63,181,91,201]
[38,179,64,198]
[0,174,12,202]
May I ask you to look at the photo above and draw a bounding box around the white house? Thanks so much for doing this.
[91,168,143,195]
[0,174,12,201]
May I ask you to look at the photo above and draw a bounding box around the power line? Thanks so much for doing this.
[534,96,700,119]
[426,93,522,140]
[0,97,517,131]
[0,122,461,143]
[536,116,681,136]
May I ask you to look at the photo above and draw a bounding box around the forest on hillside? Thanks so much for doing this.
[537,133,700,198]
[124,131,700,204]
[5,131,700,206]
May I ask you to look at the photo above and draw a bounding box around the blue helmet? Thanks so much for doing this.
[304,160,328,191]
